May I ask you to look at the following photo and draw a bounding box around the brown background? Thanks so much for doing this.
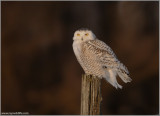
[2,1,159,115]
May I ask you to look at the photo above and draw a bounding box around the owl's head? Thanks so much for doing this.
[73,29,96,42]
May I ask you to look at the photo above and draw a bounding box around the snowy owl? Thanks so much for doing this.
[72,29,132,89]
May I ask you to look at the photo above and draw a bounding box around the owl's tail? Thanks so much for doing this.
[117,69,132,83]
[105,69,122,89]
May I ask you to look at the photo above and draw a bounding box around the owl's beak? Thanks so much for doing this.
[81,37,83,41]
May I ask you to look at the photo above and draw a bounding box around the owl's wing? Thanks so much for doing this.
[84,39,129,74]
[88,39,115,55]
[87,39,118,61]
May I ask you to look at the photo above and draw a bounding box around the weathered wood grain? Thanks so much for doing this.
[80,74,102,115]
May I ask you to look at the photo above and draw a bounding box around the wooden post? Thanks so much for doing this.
[80,74,102,115]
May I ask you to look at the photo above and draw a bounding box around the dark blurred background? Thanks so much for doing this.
[1,1,159,115]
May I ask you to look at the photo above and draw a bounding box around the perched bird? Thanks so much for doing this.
[72,29,132,89]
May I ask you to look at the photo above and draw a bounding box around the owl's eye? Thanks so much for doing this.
[85,33,89,36]
[77,33,80,36]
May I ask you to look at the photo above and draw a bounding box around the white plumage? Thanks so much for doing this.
[72,29,132,89]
